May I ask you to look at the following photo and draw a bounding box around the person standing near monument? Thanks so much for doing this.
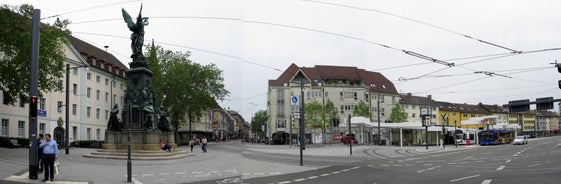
[202,137,208,153]
[39,134,58,182]
[189,139,195,152]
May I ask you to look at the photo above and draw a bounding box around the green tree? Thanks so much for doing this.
[324,99,339,127]
[304,100,324,130]
[390,103,407,123]
[353,100,370,118]
[250,110,268,137]
[145,45,229,139]
[0,4,70,104]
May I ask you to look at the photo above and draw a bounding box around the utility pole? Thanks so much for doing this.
[299,79,306,166]
[348,114,352,156]
[28,9,40,180]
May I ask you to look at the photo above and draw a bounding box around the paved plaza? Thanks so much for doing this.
[0,141,477,184]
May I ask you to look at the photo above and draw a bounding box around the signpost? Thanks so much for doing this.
[420,107,432,150]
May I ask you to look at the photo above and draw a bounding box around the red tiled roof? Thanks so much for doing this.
[70,36,128,78]
[269,63,397,94]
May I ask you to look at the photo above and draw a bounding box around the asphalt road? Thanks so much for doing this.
[202,136,561,184]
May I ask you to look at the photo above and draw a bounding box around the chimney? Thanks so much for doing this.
[427,95,432,100]
[407,93,412,98]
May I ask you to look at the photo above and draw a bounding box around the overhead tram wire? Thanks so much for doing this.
[301,0,520,53]
[41,0,141,20]
[70,16,241,25]
[71,31,282,72]
[412,76,491,94]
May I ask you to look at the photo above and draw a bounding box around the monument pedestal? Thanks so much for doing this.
[103,130,175,150]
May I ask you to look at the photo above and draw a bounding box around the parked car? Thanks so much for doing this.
[342,136,358,144]
[512,136,528,145]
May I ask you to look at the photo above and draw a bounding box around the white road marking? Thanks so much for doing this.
[225,169,237,172]
[351,166,360,169]
[159,172,170,176]
[462,156,475,160]
[450,174,480,182]
[192,171,203,174]
[270,172,282,175]
[307,176,319,179]
[496,165,505,171]
[481,179,492,184]
[142,174,153,178]
[278,181,292,184]
[294,178,307,182]
[175,172,186,175]
[331,171,341,174]
[505,160,511,163]
[320,173,330,177]
[527,163,542,168]
[448,162,458,165]
[253,173,265,175]
[341,169,350,172]
[417,166,441,173]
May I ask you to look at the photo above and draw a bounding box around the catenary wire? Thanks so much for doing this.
[71,31,282,72]
[42,0,141,20]
[301,0,519,53]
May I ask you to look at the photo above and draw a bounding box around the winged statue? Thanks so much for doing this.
[122,4,149,68]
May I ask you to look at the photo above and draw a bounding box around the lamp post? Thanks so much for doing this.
[377,95,381,146]
[65,63,88,155]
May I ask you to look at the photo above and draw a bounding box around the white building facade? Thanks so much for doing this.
[0,36,127,142]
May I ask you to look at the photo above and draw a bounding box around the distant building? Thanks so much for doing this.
[267,64,398,145]
[399,93,438,123]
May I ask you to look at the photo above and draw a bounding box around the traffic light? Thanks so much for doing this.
[30,96,38,117]
[557,64,561,89]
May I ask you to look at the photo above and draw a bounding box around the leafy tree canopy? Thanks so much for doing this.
[250,110,268,137]
[390,103,407,123]
[0,4,71,104]
[145,43,229,132]
[353,100,370,118]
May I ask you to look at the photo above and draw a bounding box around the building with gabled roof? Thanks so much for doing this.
[267,63,398,145]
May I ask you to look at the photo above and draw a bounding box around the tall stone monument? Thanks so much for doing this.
[103,4,175,150]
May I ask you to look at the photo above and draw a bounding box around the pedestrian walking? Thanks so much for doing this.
[39,134,58,182]
[439,138,444,149]
[189,139,195,152]
[37,134,43,173]
[202,137,208,152]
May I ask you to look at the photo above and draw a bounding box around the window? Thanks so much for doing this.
[120,83,124,90]
[96,90,100,101]
[1,119,9,136]
[40,98,46,110]
[113,80,116,88]
[463,114,468,118]
[86,87,91,98]
[96,75,100,83]
[73,84,78,95]
[471,114,476,117]
[96,108,100,119]
[105,78,109,86]
[87,106,91,117]
[72,68,78,75]
[276,119,286,128]
[324,91,328,99]
[105,92,109,103]
[105,110,109,120]
[39,123,45,134]
[57,101,63,113]
[2,91,8,105]
[86,73,91,80]
[72,126,77,141]
[87,128,91,140]
[113,94,117,104]
[412,113,416,118]
[381,108,385,116]
[58,80,63,93]
[19,95,25,107]
[18,121,24,137]
[380,95,385,103]
[276,89,284,116]
[412,105,416,110]
[96,129,100,141]
[72,104,77,115]
[402,104,408,109]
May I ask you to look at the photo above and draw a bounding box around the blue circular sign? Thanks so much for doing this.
[291,96,298,104]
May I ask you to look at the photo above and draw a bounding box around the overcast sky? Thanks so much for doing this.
[8,0,561,121]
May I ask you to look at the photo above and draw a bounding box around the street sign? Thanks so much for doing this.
[291,96,299,105]
[508,99,530,113]
[422,116,431,127]
[536,97,554,110]
[294,112,300,119]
